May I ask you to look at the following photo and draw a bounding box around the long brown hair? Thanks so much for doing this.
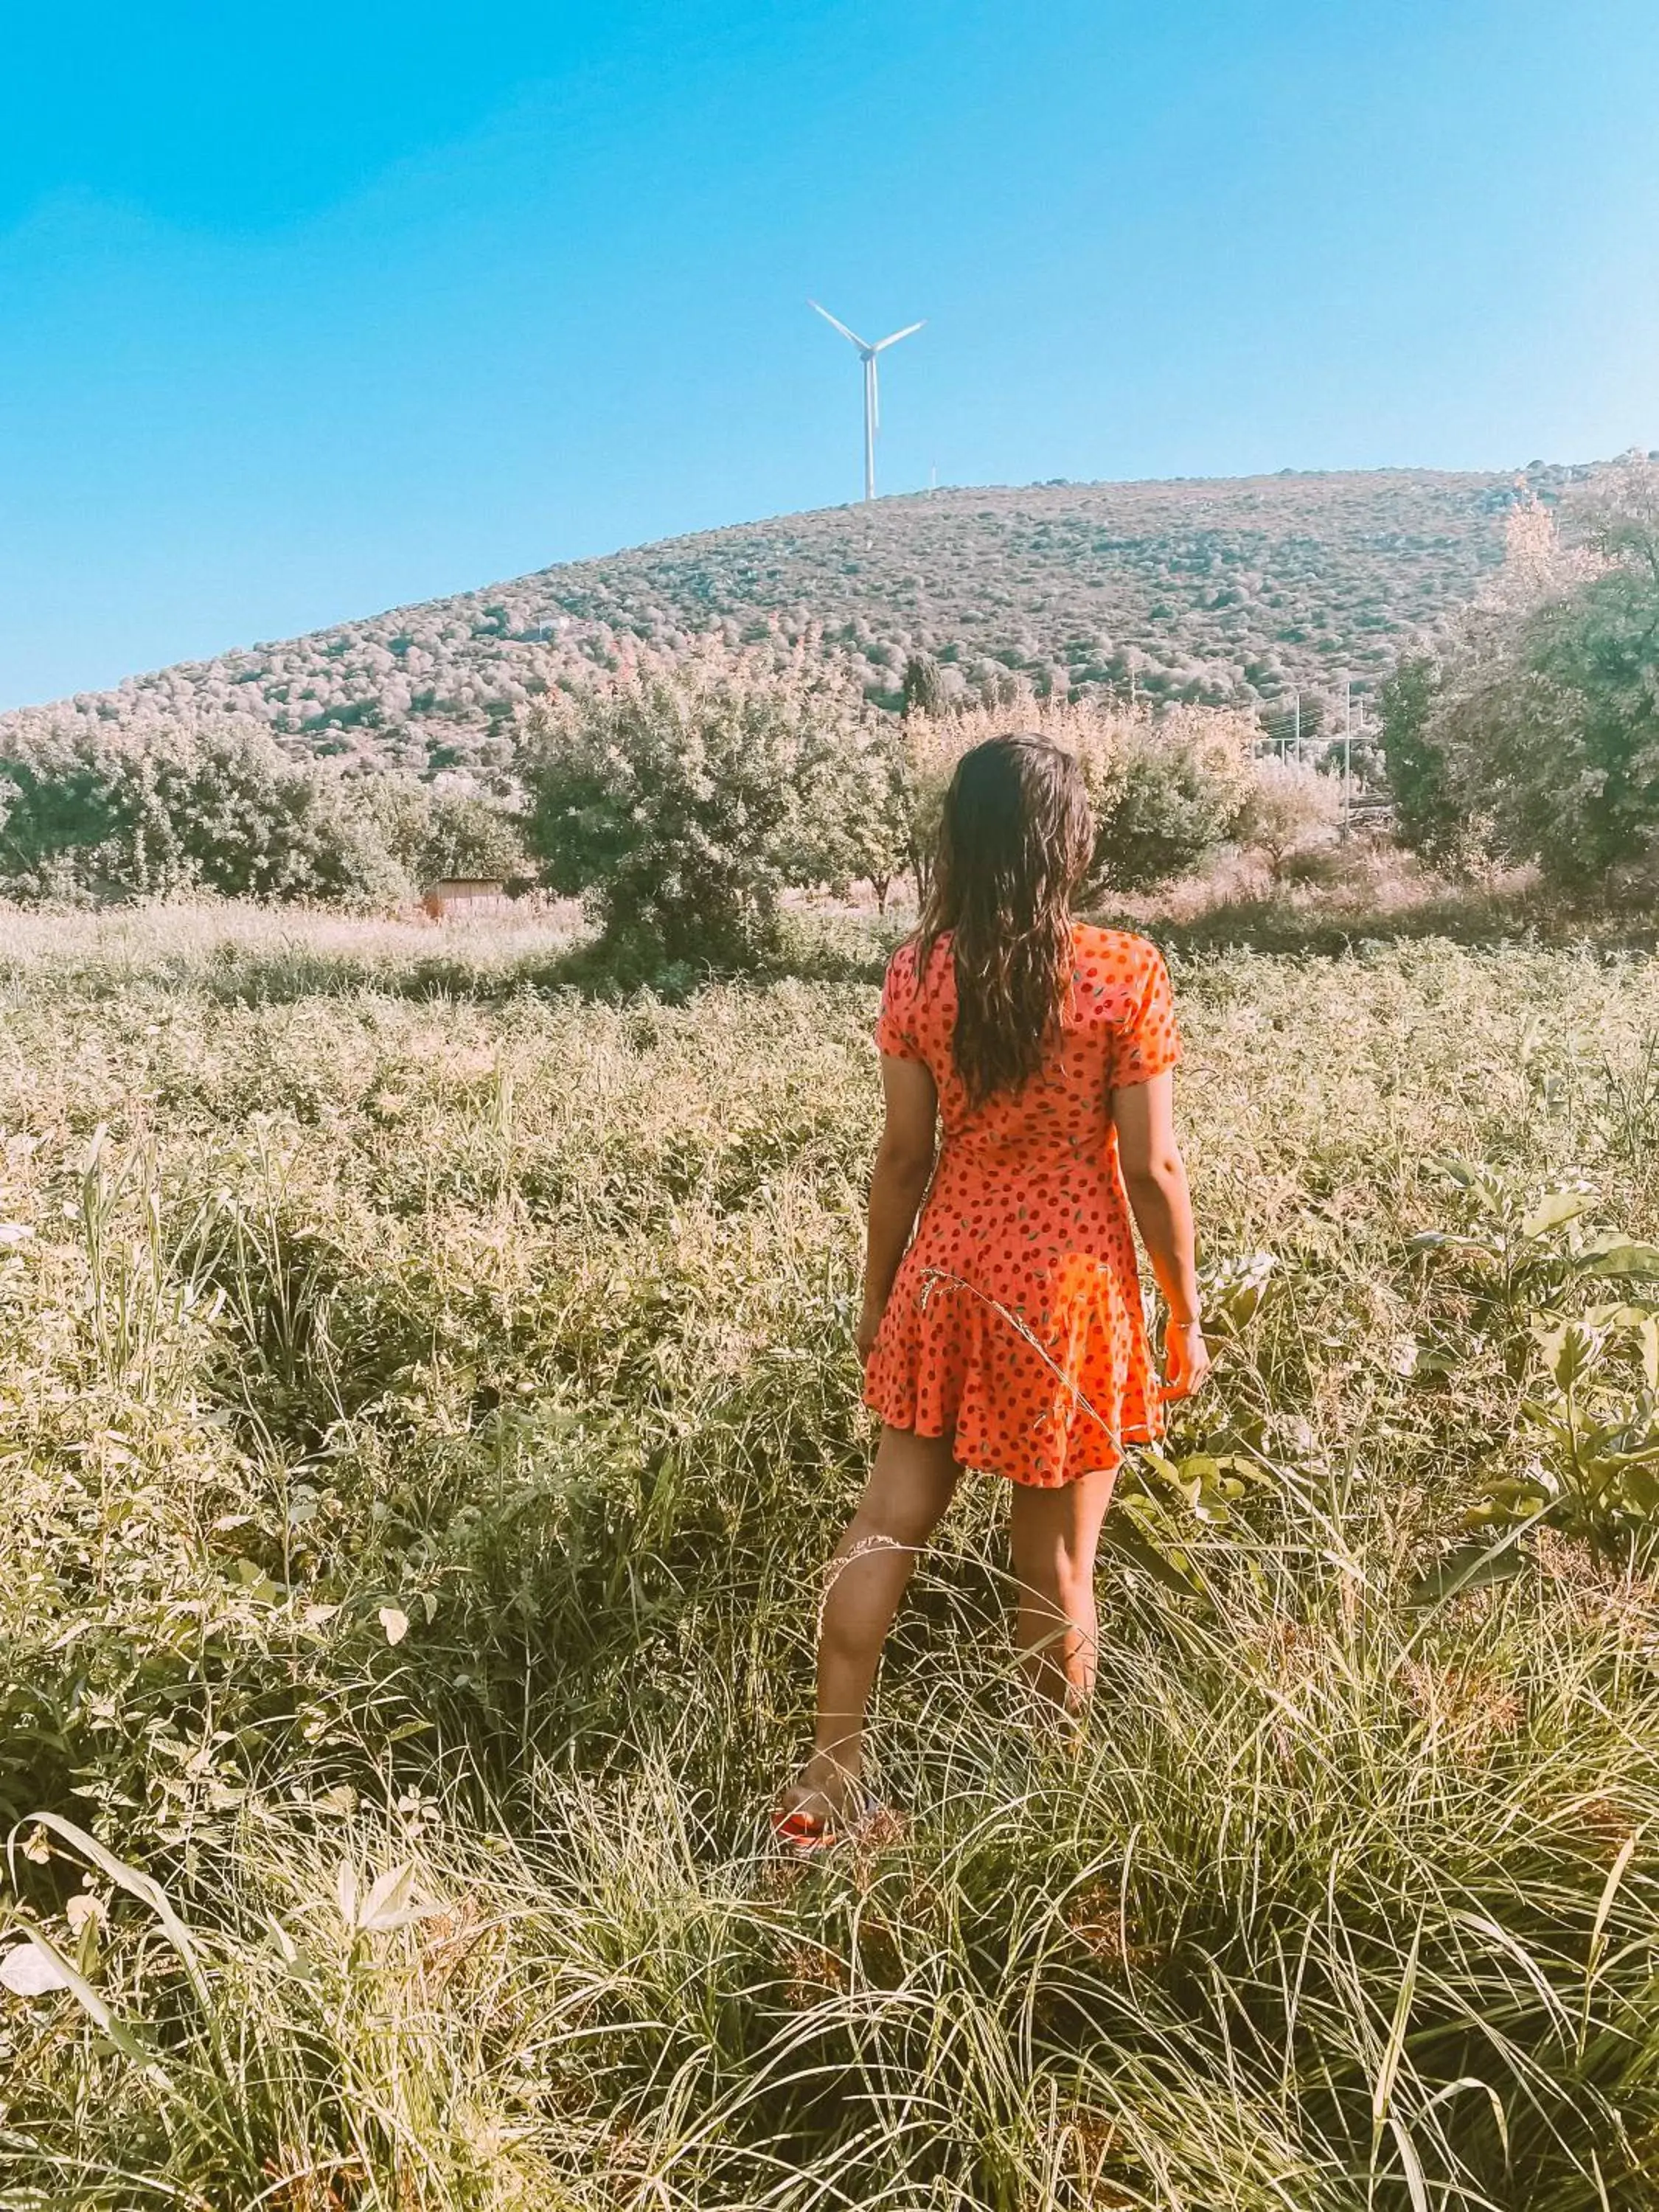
[917,734,1094,1105]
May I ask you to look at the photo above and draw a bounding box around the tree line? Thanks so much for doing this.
[1,650,1319,964]
[13,459,1648,959]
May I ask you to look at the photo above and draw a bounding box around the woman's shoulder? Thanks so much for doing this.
[1071,923,1166,983]
[877,931,952,1062]
[884,931,952,992]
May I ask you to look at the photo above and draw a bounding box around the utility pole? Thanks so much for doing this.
[1293,689,1301,765]
[1343,678,1352,836]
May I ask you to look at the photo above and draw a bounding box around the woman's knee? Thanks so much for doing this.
[858,1434,959,1548]
[1009,1472,1113,1604]
[1014,1537,1093,1614]
[849,1495,936,1555]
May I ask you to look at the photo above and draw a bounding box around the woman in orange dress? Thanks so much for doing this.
[777,733,1209,1847]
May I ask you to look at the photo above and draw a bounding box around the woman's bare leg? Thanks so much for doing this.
[1007,1465,1119,1711]
[784,1425,959,1820]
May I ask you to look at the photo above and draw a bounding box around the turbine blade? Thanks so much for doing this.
[808,299,870,350]
[873,319,925,350]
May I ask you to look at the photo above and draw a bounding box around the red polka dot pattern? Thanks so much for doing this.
[863,925,1182,1488]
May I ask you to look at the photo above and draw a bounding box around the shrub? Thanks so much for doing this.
[1094,704,1256,891]
[0,720,407,905]
[892,695,1257,900]
[0,720,533,910]
[1381,463,1659,888]
[515,644,891,967]
[354,779,530,888]
[1237,756,1342,882]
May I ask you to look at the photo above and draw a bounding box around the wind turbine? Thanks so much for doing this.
[809,299,925,503]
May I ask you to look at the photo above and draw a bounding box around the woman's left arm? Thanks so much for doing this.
[1113,1069,1211,1399]
[857,1054,939,1359]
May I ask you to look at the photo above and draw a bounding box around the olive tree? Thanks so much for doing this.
[1380,466,1659,888]
[516,647,892,967]
[0,720,404,904]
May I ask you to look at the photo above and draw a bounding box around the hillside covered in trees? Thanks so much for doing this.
[1,462,1626,787]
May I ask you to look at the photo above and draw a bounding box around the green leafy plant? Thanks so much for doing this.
[1408,1158,1603,1347]
[1412,1161,1659,1567]
[1489,1307,1659,1548]
[516,643,889,968]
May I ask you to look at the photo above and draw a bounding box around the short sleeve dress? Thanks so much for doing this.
[863,924,1182,1488]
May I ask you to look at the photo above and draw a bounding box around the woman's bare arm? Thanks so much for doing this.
[1112,1070,1211,1398]
[857,1054,939,1357]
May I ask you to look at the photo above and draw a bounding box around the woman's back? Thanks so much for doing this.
[876,922,1179,1162]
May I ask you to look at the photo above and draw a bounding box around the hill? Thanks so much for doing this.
[0,460,1616,784]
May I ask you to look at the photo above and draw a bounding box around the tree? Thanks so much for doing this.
[1236,757,1342,882]
[1380,465,1659,888]
[516,645,888,967]
[1377,655,1460,860]
[900,653,946,718]
[1449,557,1659,881]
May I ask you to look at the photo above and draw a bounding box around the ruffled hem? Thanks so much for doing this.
[863,1251,1163,1489]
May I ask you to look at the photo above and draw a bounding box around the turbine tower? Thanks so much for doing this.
[809,299,925,503]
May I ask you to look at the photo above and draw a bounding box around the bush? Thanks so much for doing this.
[1381,462,1659,888]
[893,695,1258,901]
[0,720,532,909]
[516,644,891,967]
[1236,756,1342,883]
[354,779,530,888]
[1093,705,1256,891]
[0,720,407,905]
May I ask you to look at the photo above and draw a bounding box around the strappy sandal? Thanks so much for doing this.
[770,1790,881,1857]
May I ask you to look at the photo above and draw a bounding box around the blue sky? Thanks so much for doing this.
[3,0,1656,709]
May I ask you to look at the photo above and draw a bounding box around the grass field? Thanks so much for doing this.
[4,903,1659,2209]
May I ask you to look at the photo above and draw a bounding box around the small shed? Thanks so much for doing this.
[422,877,509,920]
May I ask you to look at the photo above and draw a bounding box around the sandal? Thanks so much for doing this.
[770,1789,881,1857]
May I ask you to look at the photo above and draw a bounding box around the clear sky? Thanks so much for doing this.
[3,0,1656,709]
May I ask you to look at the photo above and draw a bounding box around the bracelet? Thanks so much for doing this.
[1170,1316,1205,1332]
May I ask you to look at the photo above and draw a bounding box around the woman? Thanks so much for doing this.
[777,733,1209,1848]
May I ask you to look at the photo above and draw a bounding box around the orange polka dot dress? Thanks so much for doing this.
[863,925,1182,1488]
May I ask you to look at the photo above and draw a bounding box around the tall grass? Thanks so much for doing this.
[2,909,1658,2207]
